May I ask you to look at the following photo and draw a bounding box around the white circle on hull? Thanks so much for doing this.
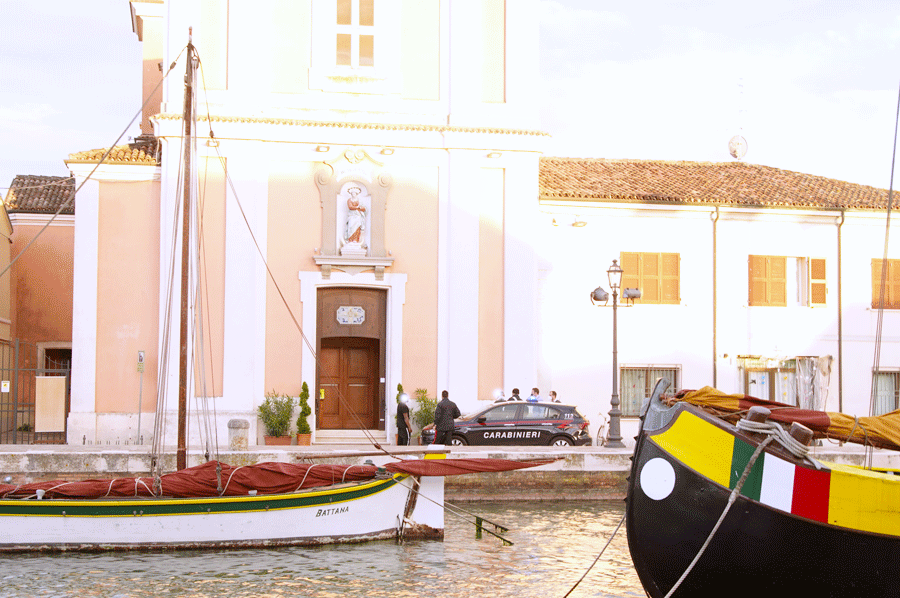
[640,457,675,500]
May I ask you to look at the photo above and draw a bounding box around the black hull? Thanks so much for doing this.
[626,438,900,598]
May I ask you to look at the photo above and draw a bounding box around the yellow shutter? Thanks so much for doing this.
[769,256,787,306]
[809,258,826,306]
[641,253,660,302]
[661,253,680,303]
[620,252,640,293]
[749,255,766,306]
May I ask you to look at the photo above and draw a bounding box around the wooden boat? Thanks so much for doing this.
[0,457,548,552]
[626,380,900,598]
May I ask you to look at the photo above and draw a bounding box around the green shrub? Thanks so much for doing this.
[411,388,436,431]
[296,382,312,435]
[258,390,294,436]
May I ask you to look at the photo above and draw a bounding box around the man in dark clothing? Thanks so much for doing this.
[396,393,411,446]
[508,388,522,401]
[433,390,461,445]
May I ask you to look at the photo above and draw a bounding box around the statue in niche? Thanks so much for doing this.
[340,184,370,256]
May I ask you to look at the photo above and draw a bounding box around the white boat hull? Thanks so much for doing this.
[0,473,444,551]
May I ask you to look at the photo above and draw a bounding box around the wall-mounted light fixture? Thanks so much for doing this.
[316,145,330,152]
[487,152,502,158]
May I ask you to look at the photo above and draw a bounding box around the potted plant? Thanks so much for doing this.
[411,388,436,445]
[258,390,294,445]
[296,382,312,446]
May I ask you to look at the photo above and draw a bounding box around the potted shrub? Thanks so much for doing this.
[411,388,436,445]
[296,382,312,446]
[258,390,294,445]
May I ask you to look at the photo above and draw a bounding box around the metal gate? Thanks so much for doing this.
[0,340,71,444]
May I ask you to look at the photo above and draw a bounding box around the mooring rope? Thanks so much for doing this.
[562,512,626,597]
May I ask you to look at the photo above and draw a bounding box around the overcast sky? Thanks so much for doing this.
[2,0,900,190]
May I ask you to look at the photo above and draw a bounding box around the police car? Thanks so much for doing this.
[420,401,592,446]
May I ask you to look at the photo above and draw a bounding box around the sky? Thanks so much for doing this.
[2,0,900,191]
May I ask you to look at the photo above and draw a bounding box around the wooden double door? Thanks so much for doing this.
[316,286,387,430]
[318,337,379,429]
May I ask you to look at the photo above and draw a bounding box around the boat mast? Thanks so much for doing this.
[177,33,195,471]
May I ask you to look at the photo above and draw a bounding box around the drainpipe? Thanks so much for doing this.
[837,210,845,412]
[711,206,720,388]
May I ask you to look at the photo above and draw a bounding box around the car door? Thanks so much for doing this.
[472,403,523,445]
[519,404,563,444]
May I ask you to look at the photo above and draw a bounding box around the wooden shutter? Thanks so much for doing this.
[809,258,826,306]
[640,253,660,302]
[661,253,680,303]
[749,255,786,306]
[872,259,900,309]
[620,252,640,298]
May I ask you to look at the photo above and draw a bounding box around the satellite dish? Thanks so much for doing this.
[729,135,748,160]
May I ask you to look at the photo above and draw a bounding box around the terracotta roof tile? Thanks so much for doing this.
[66,135,160,166]
[4,175,75,215]
[539,158,891,210]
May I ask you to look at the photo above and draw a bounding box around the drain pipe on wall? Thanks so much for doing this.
[711,206,720,388]
[837,209,845,412]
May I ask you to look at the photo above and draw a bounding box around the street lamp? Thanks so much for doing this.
[590,259,640,449]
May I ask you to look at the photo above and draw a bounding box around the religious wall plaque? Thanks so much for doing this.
[336,305,366,325]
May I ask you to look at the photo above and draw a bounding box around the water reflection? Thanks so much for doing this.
[0,501,643,598]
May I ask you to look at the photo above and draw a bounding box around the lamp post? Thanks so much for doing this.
[591,259,630,449]
[606,260,625,448]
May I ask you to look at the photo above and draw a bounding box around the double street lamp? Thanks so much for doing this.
[591,259,640,449]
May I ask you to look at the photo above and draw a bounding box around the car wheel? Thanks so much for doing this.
[550,436,573,446]
[450,435,468,446]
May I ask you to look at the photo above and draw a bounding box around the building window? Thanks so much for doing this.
[749,255,786,306]
[874,370,900,415]
[749,256,826,307]
[620,252,680,304]
[872,259,900,309]
[336,0,375,68]
[620,366,680,416]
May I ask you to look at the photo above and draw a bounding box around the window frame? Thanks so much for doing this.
[873,369,900,415]
[619,365,681,417]
[309,0,402,94]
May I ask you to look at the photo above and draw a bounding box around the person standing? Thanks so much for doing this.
[508,388,522,401]
[433,390,461,445]
[528,388,541,402]
[549,390,560,403]
[396,393,412,446]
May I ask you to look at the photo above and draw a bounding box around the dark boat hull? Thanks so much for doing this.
[628,437,900,597]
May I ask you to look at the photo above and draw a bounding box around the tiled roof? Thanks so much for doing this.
[540,158,892,210]
[4,175,75,215]
[66,135,160,166]
[156,113,549,137]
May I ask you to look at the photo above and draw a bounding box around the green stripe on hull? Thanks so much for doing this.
[729,439,764,501]
[0,475,404,517]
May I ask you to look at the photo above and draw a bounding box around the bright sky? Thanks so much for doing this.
[2,0,899,190]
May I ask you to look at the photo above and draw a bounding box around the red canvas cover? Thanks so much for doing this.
[0,457,554,500]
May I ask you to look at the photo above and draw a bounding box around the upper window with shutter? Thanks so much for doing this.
[809,258,827,307]
[872,259,900,309]
[620,252,680,305]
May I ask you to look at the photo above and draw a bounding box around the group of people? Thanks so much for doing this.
[396,386,562,446]
[494,387,559,403]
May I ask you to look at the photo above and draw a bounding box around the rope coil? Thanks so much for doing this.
[735,418,810,459]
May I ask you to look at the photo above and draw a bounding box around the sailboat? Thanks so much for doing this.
[0,37,551,552]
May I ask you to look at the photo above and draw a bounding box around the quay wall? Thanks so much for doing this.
[0,444,893,501]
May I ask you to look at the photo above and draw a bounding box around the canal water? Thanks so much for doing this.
[0,501,644,597]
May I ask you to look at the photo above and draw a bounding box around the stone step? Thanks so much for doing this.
[314,430,388,445]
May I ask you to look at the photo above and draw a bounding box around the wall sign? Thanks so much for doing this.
[336,305,365,325]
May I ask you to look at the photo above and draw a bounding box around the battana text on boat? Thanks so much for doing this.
[0,36,552,553]
[626,379,900,598]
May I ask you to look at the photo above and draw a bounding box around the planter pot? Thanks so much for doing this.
[296,433,312,446]
[264,435,292,446]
